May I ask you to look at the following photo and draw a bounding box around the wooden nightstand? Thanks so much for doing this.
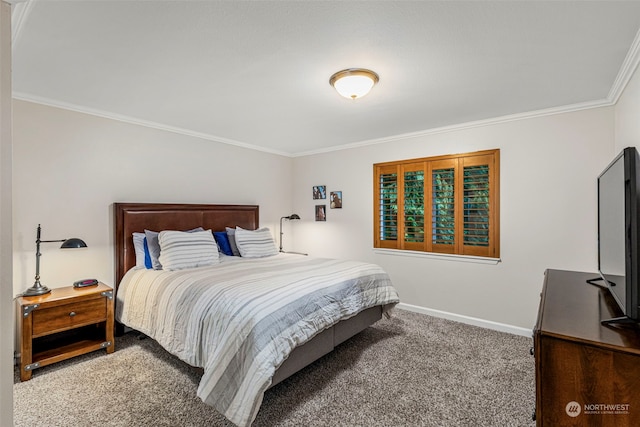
[17,282,115,381]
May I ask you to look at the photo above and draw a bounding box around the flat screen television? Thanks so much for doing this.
[593,146,640,325]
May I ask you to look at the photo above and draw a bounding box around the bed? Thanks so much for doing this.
[113,202,399,426]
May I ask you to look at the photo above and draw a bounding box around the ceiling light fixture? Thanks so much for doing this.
[329,68,379,100]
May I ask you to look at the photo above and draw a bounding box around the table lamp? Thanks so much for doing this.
[23,224,87,296]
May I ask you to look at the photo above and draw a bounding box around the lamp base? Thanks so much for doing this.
[23,283,51,296]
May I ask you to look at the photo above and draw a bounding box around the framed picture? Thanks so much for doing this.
[330,191,342,209]
[315,205,326,221]
[313,185,326,200]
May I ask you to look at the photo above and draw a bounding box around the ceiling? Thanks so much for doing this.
[11,1,640,157]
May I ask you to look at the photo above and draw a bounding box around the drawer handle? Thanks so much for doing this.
[69,311,76,317]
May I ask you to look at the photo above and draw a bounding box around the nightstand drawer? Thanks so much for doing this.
[32,298,107,337]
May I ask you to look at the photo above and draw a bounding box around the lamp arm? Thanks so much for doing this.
[34,239,68,283]
[279,216,285,252]
[33,222,69,285]
[33,224,42,285]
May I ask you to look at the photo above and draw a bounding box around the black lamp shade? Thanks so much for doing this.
[288,214,301,220]
[60,238,87,249]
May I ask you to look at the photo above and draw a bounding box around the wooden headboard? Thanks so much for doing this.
[114,203,259,288]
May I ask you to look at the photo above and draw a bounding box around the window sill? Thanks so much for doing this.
[372,248,501,265]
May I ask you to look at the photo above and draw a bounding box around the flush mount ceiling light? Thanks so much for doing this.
[329,68,379,100]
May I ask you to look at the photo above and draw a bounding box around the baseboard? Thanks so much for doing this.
[396,303,533,337]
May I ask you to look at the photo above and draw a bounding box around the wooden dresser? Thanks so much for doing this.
[534,269,640,426]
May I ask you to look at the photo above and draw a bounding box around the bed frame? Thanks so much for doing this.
[113,202,382,387]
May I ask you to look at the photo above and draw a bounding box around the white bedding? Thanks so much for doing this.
[115,253,399,426]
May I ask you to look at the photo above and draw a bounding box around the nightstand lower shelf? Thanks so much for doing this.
[31,325,113,368]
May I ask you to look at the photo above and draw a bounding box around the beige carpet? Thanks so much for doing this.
[14,309,535,426]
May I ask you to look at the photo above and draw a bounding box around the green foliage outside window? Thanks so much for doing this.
[380,173,397,240]
[404,171,424,242]
[432,168,455,245]
[463,165,490,246]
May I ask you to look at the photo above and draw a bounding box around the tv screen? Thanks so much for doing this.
[597,147,640,324]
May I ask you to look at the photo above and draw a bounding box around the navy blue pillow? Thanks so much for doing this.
[143,237,153,269]
[213,231,234,256]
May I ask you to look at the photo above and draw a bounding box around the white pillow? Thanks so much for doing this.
[234,227,278,258]
[157,230,219,270]
[146,227,205,270]
[132,232,147,269]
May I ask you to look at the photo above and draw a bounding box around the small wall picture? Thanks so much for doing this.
[315,205,326,221]
[313,185,326,200]
[330,191,342,209]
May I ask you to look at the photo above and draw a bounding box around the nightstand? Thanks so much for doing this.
[17,282,115,381]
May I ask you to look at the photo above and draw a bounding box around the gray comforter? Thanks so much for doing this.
[116,253,399,426]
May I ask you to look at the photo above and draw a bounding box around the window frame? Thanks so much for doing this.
[373,149,500,258]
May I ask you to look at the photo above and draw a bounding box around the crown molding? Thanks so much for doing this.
[10,0,33,50]
[12,92,292,157]
[292,98,613,157]
[608,27,640,105]
[14,90,615,159]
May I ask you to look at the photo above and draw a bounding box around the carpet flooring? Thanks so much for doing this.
[14,309,536,426]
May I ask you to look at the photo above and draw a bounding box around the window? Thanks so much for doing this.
[374,149,500,258]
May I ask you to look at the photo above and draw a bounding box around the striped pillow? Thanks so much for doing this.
[234,227,278,258]
[132,232,147,269]
[158,230,219,270]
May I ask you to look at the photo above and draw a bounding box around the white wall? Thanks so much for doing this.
[1,2,13,425]
[616,62,640,152]
[292,107,616,330]
[11,62,639,337]
[12,100,293,296]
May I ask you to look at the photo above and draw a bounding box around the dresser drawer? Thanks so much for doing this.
[32,298,107,337]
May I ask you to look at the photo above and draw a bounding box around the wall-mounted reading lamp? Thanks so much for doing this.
[279,214,300,253]
[23,224,87,296]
